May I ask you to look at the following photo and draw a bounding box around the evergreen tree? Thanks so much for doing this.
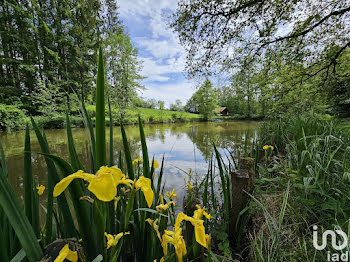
[104,30,144,119]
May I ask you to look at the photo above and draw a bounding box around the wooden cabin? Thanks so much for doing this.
[214,107,229,116]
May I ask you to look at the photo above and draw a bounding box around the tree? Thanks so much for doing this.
[169,99,183,111]
[0,0,117,115]
[143,98,157,109]
[157,100,165,110]
[218,86,246,116]
[171,0,350,83]
[184,94,200,113]
[104,30,144,118]
[188,79,218,120]
[325,50,350,117]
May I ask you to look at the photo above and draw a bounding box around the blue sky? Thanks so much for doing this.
[118,0,196,107]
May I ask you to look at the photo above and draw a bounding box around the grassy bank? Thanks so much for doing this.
[243,116,350,261]
[0,105,202,130]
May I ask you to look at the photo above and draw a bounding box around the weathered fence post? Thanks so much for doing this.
[229,157,255,240]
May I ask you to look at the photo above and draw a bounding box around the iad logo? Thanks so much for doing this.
[313,225,349,261]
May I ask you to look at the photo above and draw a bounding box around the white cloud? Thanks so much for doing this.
[140,53,186,81]
[138,79,196,106]
[118,0,194,104]
[135,37,182,59]
[118,0,176,17]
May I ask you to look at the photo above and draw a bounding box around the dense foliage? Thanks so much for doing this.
[172,0,350,118]
[0,0,144,129]
[0,104,26,130]
[185,79,218,120]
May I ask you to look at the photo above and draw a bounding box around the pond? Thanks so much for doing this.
[0,121,258,207]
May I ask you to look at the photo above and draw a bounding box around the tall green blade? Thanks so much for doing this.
[31,118,53,244]
[209,156,216,210]
[31,184,40,239]
[0,225,9,262]
[108,98,114,167]
[203,165,209,207]
[24,124,33,224]
[155,155,165,204]
[66,112,84,171]
[138,116,150,178]
[120,122,134,180]
[95,46,106,168]
[77,98,96,173]
[30,118,76,243]
[0,135,7,176]
[108,99,115,234]
[0,170,43,262]
[213,144,229,225]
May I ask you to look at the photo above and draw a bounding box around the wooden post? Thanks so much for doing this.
[229,157,255,240]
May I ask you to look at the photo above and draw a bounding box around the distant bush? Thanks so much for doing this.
[70,116,85,127]
[0,104,26,130]
[31,114,65,129]
[85,104,96,117]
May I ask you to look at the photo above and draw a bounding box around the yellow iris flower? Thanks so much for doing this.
[132,156,159,169]
[105,232,130,249]
[149,206,210,262]
[156,201,175,212]
[174,212,208,248]
[162,228,187,262]
[36,184,45,196]
[156,193,175,212]
[146,218,162,241]
[152,159,159,169]
[263,145,274,150]
[204,233,212,250]
[164,188,177,199]
[54,244,78,262]
[193,205,211,220]
[114,196,121,209]
[187,181,194,192]
[135,176,154,207]
[132,155,143,165]
[53,166,133,202]
[53,167,154,207]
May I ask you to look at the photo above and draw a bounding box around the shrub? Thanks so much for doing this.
[85,104,96,117]
[0,104,26,130]
[31,114,66,129]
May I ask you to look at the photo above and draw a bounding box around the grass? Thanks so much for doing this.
[112,107,202,125]
[8,107,202,130]
[246,115,350,261]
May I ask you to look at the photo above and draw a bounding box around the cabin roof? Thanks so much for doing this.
[214,107,228,113]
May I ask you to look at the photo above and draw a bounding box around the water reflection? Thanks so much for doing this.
[0,121,258,205]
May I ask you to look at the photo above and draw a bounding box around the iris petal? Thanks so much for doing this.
[53,170,94,197]
[54,244,78,262]
[135,176,154,207]
[88,172,117,201]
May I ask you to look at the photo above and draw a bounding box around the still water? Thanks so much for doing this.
[0,121,258,204]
